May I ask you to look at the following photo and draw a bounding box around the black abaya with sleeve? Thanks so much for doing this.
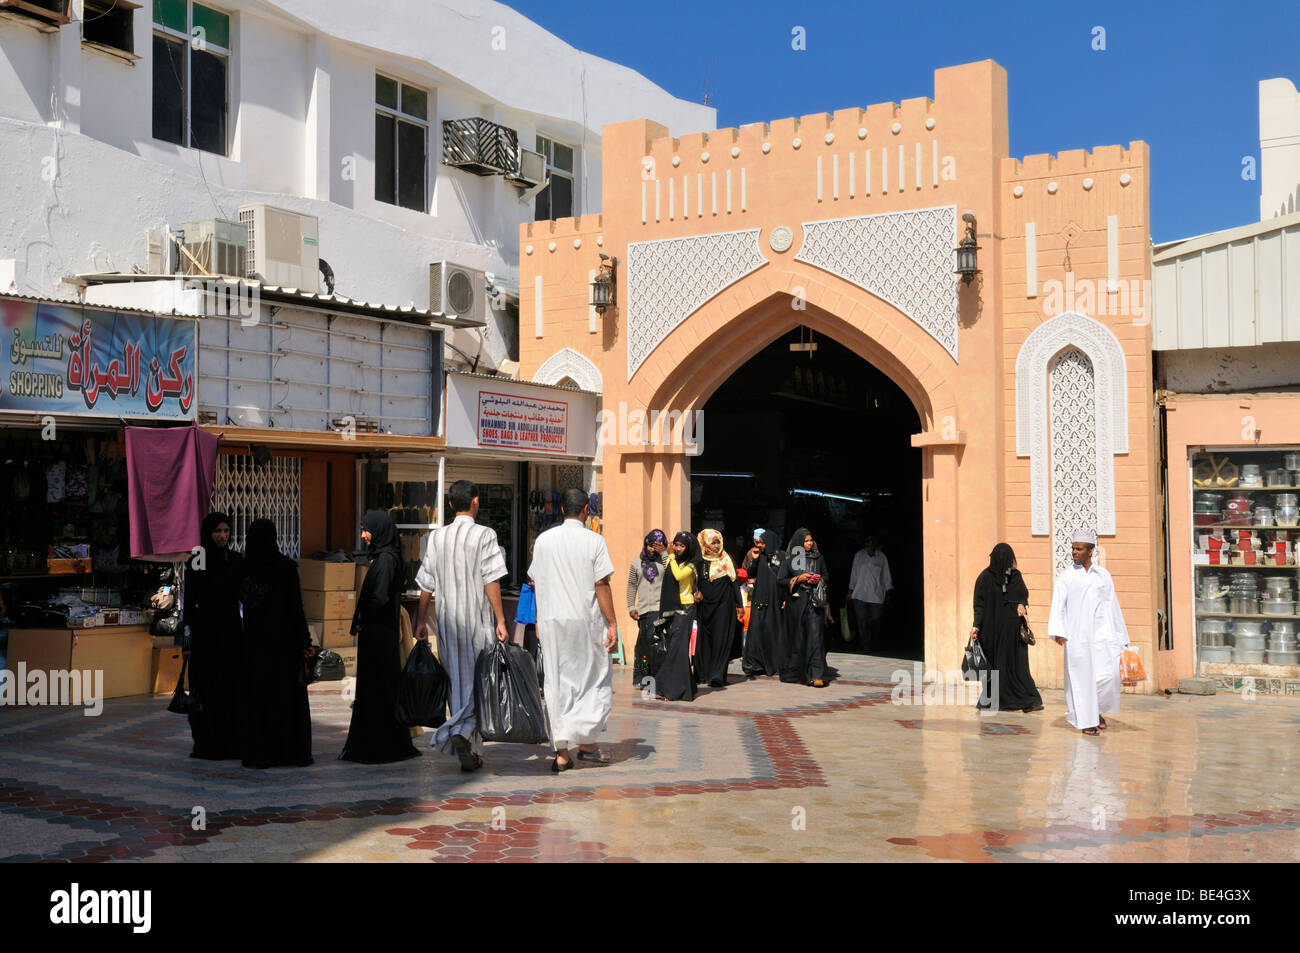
[741,531,783,676]
[972,567,1042,711]
[697,572,739,688]
[184,514,244,760]
[341,515,420,764]
[653,553,697,702]
[777,531,828,685]
[238,545,314,768]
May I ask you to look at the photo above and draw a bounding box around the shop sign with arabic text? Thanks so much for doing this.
[477,390,567,453]
[1,297,196,419]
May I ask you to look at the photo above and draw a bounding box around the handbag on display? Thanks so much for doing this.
[961,635,988,681]
[151,611,181,639]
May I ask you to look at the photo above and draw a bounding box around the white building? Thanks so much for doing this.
[0,0,713,588]
[0,0,714,369]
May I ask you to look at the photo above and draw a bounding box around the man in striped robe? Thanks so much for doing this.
[415,480,509,771]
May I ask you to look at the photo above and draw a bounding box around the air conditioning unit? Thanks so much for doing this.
[430,261,486,324]
[442,118,519,176]
[180,218,248,278]
[506,147,545,187]
[144,229,177,276]
[238,204,319,293]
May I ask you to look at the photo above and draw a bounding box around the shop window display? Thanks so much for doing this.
[1191,449,1300,671]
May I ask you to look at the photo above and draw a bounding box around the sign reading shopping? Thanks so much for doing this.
[477,390,568,453]
[2,297,196,419]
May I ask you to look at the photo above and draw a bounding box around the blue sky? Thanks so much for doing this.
[507,0,1299,242]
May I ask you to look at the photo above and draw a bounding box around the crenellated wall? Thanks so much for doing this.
[519,60,1166,692]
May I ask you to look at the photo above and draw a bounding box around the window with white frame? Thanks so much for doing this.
[535,135,574,221]
[152,0,231,155]
[375,74,429,212]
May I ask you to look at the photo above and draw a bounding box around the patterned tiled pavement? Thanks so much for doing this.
[2,652,1299,863]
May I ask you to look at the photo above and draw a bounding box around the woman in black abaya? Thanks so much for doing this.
[184,512,244,760]
[654,531,701,701]
[971,543,1043,713]
[741,530,783,677]
[238,519,314,768]
[696,529,740,688]
[778,528,830,687]
[340,510,420,764]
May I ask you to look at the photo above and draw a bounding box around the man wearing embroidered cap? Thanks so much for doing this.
[1048,531,1131,735]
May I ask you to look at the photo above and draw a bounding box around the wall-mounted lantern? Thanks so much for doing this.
[955,210,980,284]
[591,253,618,313]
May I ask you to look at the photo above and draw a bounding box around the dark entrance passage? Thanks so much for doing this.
[689,328,923,660]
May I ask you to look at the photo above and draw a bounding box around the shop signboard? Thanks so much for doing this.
[2,296,196,420]
[476,389,568,453]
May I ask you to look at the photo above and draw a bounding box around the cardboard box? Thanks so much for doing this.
[47,557,90,574]
[301,589,355,619]
[151,646,186,694]
[1194,551,1229,566]
[355,562,369,589]
[1197,534,1227,551]
[308,617,354,649]
[298,559,357,591]
[334,647,358,678]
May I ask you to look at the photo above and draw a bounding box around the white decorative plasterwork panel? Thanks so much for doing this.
[626,228,768,380]
[794,205,959,360]
[1049,347,1100,573]
[1015,311,1129,537]
[534,347,603,394]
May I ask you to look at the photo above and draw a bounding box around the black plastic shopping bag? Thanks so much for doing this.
[395,640,451,728]
[474,641,548,744]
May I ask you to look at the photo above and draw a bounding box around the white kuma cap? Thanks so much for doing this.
[1071,530,1098,545]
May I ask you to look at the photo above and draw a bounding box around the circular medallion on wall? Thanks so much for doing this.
[769,225,794,253]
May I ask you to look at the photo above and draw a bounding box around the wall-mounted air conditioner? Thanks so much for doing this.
[442,118,519,176]
[145,229,177,276]
[506,147,545,188]
[180,218,248,278]
[430,261,486,324]
[238,204,319,293]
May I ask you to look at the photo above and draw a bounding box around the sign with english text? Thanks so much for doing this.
[1,297,196,419]
[476,389,568,453]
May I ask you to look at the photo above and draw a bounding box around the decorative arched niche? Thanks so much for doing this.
[1015,311,1129,558]
[533,347,603,394]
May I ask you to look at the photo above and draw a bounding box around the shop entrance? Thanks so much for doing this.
[689,327,924,660]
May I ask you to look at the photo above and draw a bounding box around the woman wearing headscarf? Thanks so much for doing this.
[778,528,831,687]
[653,531,701,701]
[341,510,421,764]
[238,519,314,768]
[696,529,740,688]
[971,543,1043,712]
[183,511,244,760]
[741,530,783,677]
[627,529,668,687]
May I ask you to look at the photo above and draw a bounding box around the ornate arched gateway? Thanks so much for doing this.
[519,61,1162,691]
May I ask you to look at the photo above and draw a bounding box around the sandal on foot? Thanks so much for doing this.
[451,736,482,772]
[551,756,574,773]
[1082,727,1100,736]
[1098,717,1108,730]
[576,748,610,765]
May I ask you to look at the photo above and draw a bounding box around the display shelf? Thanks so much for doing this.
[1195,612,1300,620]
[1193,522,1300,529]
[0,571,111,582]
[1193,564,1297,570]
[1193,485,1300,492]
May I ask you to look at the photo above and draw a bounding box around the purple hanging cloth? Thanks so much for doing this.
[125,425,221,561]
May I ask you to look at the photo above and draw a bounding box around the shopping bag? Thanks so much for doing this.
[474,641,548,744]
[166,655,194,714]
[312,649,345,682]
[646,617,671,678]
[961,636,988,681]
[395,640,451,728]
[1119,646,1147,686]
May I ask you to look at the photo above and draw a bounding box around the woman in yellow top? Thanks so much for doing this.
[653,531,701,701]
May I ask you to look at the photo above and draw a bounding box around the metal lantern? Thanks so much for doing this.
[591,254,618,313]
[955,211,980,284]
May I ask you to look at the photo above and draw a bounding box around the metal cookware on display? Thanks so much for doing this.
[1260,600,1297,615]
[1267,650,1300,665]
[1196,597,1228,613]
[1266,468,1290,487]
[1283,453,1300,471]
[1232,648,1266,663]
[1199,646,1232,663]
[1232,621,1267,637]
